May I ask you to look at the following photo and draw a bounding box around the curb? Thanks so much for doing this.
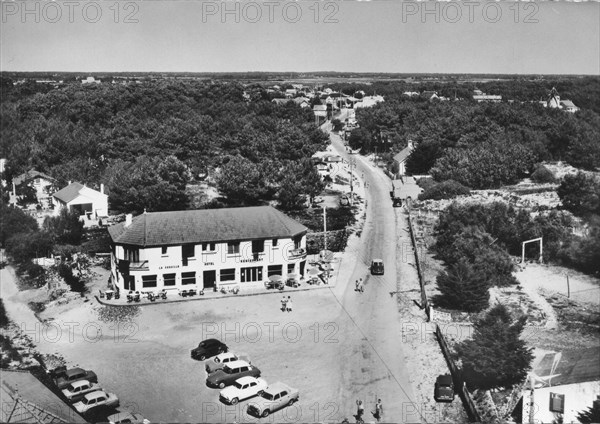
[94,283,335,307]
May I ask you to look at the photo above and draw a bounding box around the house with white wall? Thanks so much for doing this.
[393,140,415,176]
[107,206,308,293]
[519,347,600,424]
[52,182,108,220]
[12,169,57,208]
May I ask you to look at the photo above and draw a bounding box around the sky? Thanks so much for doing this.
[1,0,599,74]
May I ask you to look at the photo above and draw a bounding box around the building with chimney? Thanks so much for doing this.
[107,206,308,293]
[52,182,108,220]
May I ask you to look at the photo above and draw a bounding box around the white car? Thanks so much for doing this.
[205,352,249,374]
[219,376,267,405]
[61,379,102,403]
[108,411,150,424]
[246,382,299,417]
[73,390,119,414]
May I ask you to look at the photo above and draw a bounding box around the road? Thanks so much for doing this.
[324,116,420,423]
[1,117,422,423]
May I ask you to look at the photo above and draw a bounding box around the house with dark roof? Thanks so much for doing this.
[107,206,308,293]
[12,169,57,208]
[393,140,415,176]
[1,369,87,423]
[52,182,108,220]
[518,347,600,424]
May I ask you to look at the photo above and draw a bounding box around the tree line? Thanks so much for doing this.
[0,79,328,213]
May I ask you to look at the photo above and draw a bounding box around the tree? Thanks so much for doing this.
[5,231,54,264]
[557,172,600,217]
[277,175,306,211]
[0,201,39,246]
[433,259,490,312]
[216,155,268,205]
[43,208,84,245]
[104,155,190,213]
[577,399,600,423]
[455,304,533,391]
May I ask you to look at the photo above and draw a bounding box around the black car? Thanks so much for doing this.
[191,338,228,361]
[370,259,384,275]
[434,374,455,402]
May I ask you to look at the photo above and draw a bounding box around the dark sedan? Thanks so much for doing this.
[191,338,228,361]
[434,374,455,402]
[206,360,261,389]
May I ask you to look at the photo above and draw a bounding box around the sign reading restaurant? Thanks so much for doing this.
[108,206,308,293]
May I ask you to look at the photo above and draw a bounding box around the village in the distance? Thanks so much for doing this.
[0,72,599,424]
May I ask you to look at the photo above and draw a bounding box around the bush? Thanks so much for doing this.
[0,299,9,328]
[531,166,557,183]
[6,231,54,264]
[419,180,470,201]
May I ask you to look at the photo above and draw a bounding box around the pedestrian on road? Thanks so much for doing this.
[355,280,359,292]
[358,278,364,293]
[281,295,287,312]
[373,399,383,422]
[286,296,293,312]
[356,399,364,422]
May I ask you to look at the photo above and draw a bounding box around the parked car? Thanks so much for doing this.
[246,382,299,417]
[107,411,150,424]
[434,374,455,402]
[73,390,119,414]
[219,376,268,405]
[50,366,98,390]
[191,338,228,361]
[206,360,261,389]
[370,259,384,275]
[206,352,250,374]
[61,379,102,403]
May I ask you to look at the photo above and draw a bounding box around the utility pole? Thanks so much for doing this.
[323,205,327,252]
[566,275,570,298]
[349,158,355,205]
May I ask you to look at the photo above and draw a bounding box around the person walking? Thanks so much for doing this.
[355,280,360,292]
[281,295,287,312]
[355,399,364,422]
[373,399,383,422]
[286,296,293,312]
[358,278,364,293]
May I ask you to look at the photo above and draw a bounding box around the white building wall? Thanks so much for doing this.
[111,236,307,293]
[522,380,600,423]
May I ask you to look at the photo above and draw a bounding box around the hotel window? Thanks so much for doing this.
[267,265,283,277]
[163,273,176,286]
[227,242,240,255]
[182,244,195,266]
[287,264,295,274]
[220,268,236,282]
[252,240,264,253]
[240,266,263,283]
[272,239,278,247]
[202,243,216,251]
[142,275,157,288]
[124,247,139,263]
[293,235,302,250]
[161,246,168,256]
[181,272,196,285]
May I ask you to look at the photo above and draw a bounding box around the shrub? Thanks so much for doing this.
[419,180,470,201]
[433,259,490,312]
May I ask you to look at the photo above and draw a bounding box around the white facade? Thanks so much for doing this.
[53,183,108,219]
[522,381,600,423]
[110,236,307,293]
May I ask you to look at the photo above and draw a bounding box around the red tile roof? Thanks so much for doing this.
[108,206,308,247]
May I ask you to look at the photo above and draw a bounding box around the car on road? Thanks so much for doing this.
[219,376,268,405]
[206,352,250,374]
[50,366,98,390]
[246,382,299,417]
[434,374,455,402]
[206,360,261,389]
[73,390,119,414]
[370,259,384,275]
[61,379,102,403]
[107,411,151,424]
[191,338,228,361]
